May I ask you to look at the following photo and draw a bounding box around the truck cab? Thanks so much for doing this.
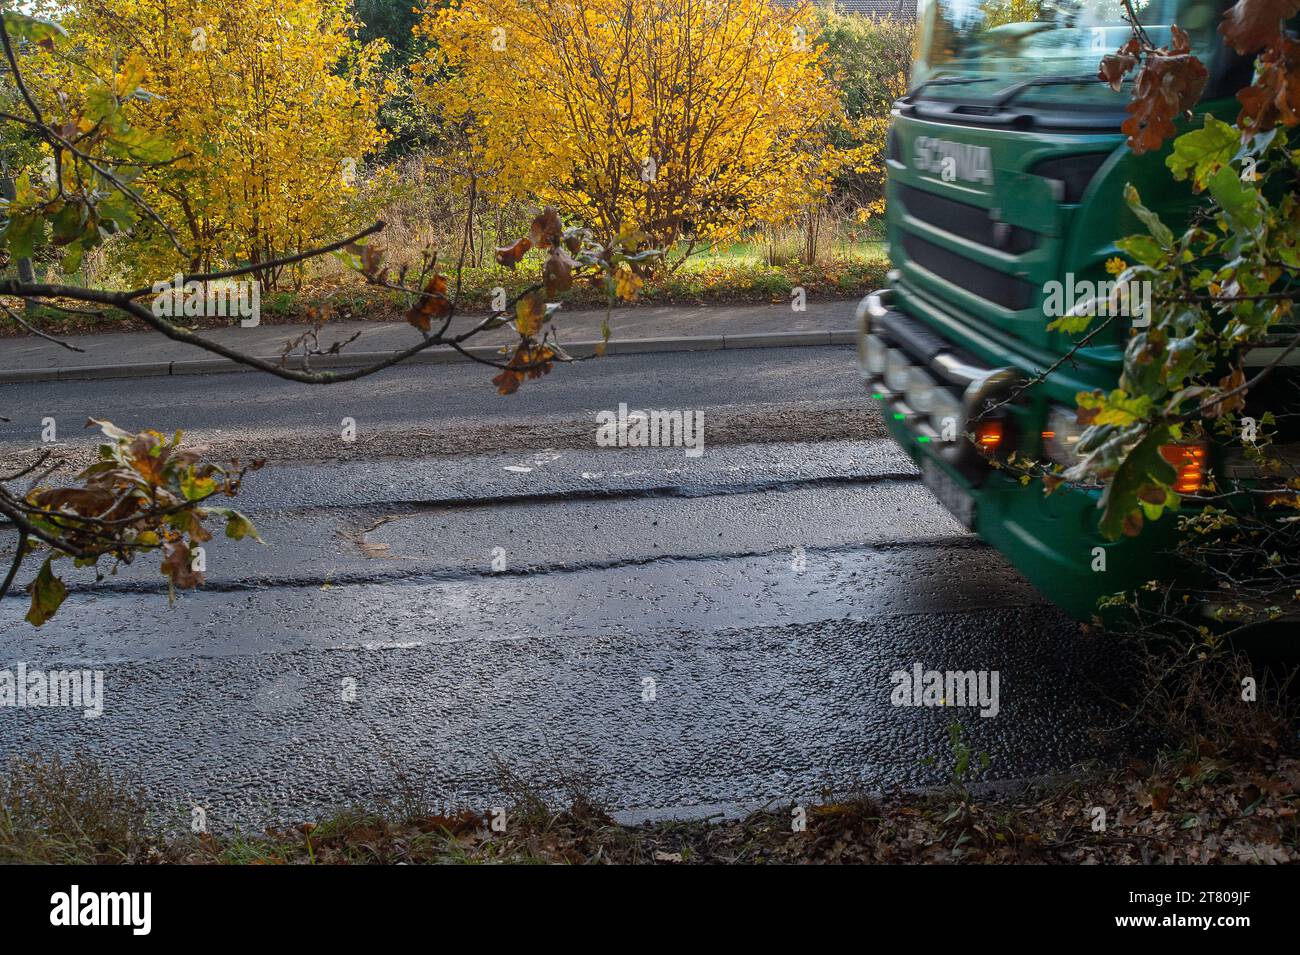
[858,0,1255,619]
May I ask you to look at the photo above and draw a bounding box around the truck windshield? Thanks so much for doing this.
[911,0,1223,109]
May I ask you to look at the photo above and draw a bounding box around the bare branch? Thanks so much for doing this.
[1,302,86,351]
[122,221,388,298]
[0,529,28,602]
[0,449,52,482]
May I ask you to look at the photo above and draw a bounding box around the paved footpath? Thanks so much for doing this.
[0,299,860,383]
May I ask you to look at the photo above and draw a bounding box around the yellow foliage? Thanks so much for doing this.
[978,0,1044,28]
[51,0,390,287]
[416,0,847,254]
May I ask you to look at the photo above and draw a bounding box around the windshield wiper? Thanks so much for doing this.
[901,75,998,103]
[989,73,1103,109]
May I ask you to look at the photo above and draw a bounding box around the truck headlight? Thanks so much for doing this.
[856,291,891,380]
[1042,404,1084,466]
[863,334,888,376]
[905,367,938,412]
[885,348,912,393]
[927,388,963,441]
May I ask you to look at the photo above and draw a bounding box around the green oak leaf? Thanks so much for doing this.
[1097,427,1179,540]
[1124,184,1174,248]
[1166,115,1239,191]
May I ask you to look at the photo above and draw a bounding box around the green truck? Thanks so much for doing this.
[857,0,1261,619]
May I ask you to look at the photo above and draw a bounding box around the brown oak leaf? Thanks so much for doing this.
[161,540,203,589]
[495,236,532,268]
[345,242,385,281]
[529,206,563,249]
[491,343,555,395]
[514,291,546,337]
[1219,0,1300,55]
[1098,36,1141,91]
[543,248,576,297]
[1201,366,1248,417]
[1137,482,1167,504]
[1121,26,1209,154]
[404,273,451,333]
[1237,37,1300,135]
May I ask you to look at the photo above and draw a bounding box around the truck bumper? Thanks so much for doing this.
[859,289,1176,621]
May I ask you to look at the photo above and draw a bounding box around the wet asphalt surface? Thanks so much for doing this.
[0,347,1142,829]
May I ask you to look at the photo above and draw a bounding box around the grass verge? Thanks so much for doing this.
[0,256,889,340]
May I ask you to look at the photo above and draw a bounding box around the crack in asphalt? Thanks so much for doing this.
[0,404,884,473]
[214,469,926,519]
[1,462,937,596]
[0,535,993,598]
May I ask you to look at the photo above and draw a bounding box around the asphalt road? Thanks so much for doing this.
[0,345,875,461]
[0,347,1142,829]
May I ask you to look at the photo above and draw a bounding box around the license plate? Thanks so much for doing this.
[921,458,976,530]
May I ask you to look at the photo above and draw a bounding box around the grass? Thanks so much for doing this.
[0,755,161,864]
[2,746,1295,865]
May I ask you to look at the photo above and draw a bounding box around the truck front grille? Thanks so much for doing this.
[900,233,1036,312]
[897,184,1037,254]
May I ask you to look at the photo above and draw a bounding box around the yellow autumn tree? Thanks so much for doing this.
[817,11,912,223]
[978,0,1044,28]
[46,0,390,287]
[416,0,846,258]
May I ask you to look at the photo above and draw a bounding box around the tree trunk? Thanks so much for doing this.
[0,166,40,315]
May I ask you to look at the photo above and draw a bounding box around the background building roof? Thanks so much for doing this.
[827,0,918,18]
